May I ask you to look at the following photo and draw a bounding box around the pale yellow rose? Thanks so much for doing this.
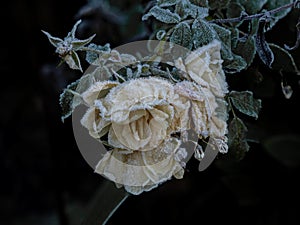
[174,40,228,142]
[174,39,228,97]
[95,138,185,195]
[80,81,119,139]
[100,77,186,151]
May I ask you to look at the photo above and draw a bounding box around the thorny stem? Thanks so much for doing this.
[210,1,299,24]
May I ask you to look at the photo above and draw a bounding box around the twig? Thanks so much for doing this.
[210,1,298,24]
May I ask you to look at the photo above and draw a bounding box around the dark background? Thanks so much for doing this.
[1,1,300,225]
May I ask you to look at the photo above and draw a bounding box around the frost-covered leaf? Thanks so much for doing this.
[255,18,274,68]
[208,0,230,10]
[71,34,96,50]
[42,30,63,47]
[228,117,250,160]
[265,0,293,29]
[85,43,111,64]
[157,0,178,7]
[229,28,239,48]
[263,134,300,167]
[229,91,262,119]
[192,19,217,48]
[142,6,181,24]
[233,35,256,68]
[223,54,247,73]
[210,23,233,60]
[170,22,193,49]
[226,2,245,27]
[239,0,268,14]
[65,51,83,72]
[67,20,82,39]
[269,43,299,73]
[59,79,81,122]
[175,0,208,20]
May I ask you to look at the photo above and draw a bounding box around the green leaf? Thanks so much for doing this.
[59,79,80,122]
[81,180,130,225]
[208,0,230,10]
[71,34,96,50]
[142,6,181,24]
[67,19,82,39]
[263,134,300,168]
[265,0,293,29]
[239,0,268,14]
[255,18,274,68]
[228,117,250,160]
[42,30,63,47]
[170,22,193,49]
[229,91,262,119]
[226,2,245,27]
[210,23,233,60]
[65,51,83,72]
[175,0,209,20]
[192,19,217,48]
[157,0,178,7]
[269,43,299,73]
[223,54,247,74]
[85,43,111,64]
[233,35,256,68]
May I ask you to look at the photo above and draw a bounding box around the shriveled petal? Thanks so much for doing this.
[104,77,175,120]
[95,138,184,195]
[81,81,119,106]
[80,107,111,138]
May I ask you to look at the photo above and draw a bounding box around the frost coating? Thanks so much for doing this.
[79,40,229,195]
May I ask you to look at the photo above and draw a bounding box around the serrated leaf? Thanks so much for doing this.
[71,34,96,50]
[175,0,208,20]
[59,79,80,122]
[65,51,83,72]
[239,0,268,14]
[265,0,293,29]
[255,19,274,68]
[192,19,217,48]
[263,134,300,167]
[157,0,178,7]
[269,43,299,73]
[42,30,63,47]
[85,43,111,64]
[229,91,262,119]
[233,35,256,68]
[142,6,181,24]
[210,23,233,60]
[170,22,193,49]
[228,117,250,160]
[223,54,247,74]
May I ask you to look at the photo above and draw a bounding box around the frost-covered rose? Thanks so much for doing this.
[95,77,186,151]
[174,81,227,138]
[80,77,188,194]
[174,40,229,152]
[95,138,185,195]
[80,81,119,139]
[175,40,228,97]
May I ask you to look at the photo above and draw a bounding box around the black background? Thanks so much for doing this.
[1,1,300,225]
